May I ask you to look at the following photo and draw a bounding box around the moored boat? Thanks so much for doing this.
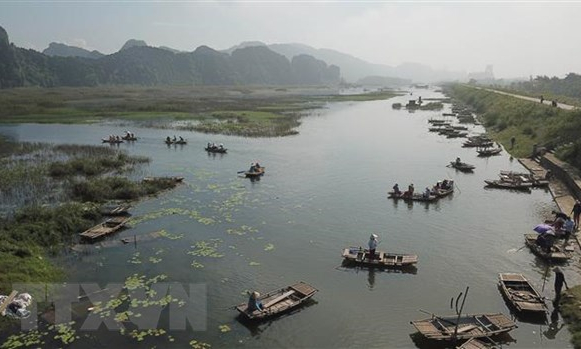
[523,233,571,263]
[341,247,418,268]
[235,281,318,321]
[142,176,184,183]
[410,312,517,341]
[498,273,548,315]
[484,179,532,191]
[477,147,502,157]
[80,217,129,241]
[100,203,131,216]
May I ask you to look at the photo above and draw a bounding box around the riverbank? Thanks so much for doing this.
[0,85,401,137]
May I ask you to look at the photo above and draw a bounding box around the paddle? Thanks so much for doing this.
[237,170,246,174]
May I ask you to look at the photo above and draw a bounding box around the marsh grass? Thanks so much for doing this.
[0,86,399,137]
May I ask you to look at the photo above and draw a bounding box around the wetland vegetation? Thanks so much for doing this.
[0,86,401,137]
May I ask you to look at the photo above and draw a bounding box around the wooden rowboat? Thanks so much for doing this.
[235,281,318,321]
[450,161,475,172]
[388,192,438,202]
[102,138,124,144]
[143,176,184,183]
[477,147,502,157]
[80,217,128,241]
[484,180,532,191]
[341,247,418,268]
[523,234,571,263]
[205,147,227,153]
[498,273,548,315]
[456,338,491,349]
[244,167,265,178]
[410,312,517,341]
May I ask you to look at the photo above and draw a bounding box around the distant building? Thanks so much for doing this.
[468,65,495,84]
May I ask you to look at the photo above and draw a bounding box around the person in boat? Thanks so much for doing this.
[536,229,555,253]
[367,234,379,260]
[116,135,121,142]
[179,136,184,142]
[540,95,544,104]
[254,162,261,171]
[551,210,567,231]
[455,157,461,165]
[571,200,581,230]
[553,267,569,306]
[441,179,449,190]
[173,135,177,142]
[219,143,224,149]
[247,291,264,313]
[393,183,401,195]
[407,183,414,197]
[249,163,256,173]
[423,187,431,198]
[207,142,212,149]
[166,136,172,143]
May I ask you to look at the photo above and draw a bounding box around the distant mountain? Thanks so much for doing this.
[159,46,182,54]
[357,75,411,87]
[265,43,465,83]
[43,42,104,59]
[0,26,340,88]
[222,41,267,55]
[120,39,148,51]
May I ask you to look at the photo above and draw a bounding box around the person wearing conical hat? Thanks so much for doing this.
[368,234,379,260]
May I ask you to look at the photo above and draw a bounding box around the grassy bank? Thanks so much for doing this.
[559,286,581,348]
[0,137,174,295]
[0,85,400,137]
[445,84,581,169]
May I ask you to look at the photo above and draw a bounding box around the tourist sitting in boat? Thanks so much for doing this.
[255,162,261,170]
[247,291,264,312]
[219,143,224,149]
[561,216,574,240]
[393,183,401,195]
[166,136,171,143]
[536,230,555,252]
[441,179,449,190]
[455,157,461,165]
[551,210,567,231]
[249,163,256,172]
[173,135,177,142]
[116,135,121,141]
[368,234,379,260]
[404,183,414,198]
[423,187,431,198]
[179,136,184,142]
[207,142,212,149]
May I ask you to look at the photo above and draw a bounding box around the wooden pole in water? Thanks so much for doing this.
[452,286,469,342]
[134,234,137,248]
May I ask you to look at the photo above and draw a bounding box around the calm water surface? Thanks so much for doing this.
[1,88,577,348]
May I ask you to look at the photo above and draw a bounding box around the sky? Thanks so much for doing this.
[1,0,581,79]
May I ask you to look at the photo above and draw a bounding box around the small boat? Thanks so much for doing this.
[102,138,124,144]
[142,176,184,183]
[433,187,454,198]
[165,139,187,145]
[122,135,137,141]
[477,147,502,157]
[80,217,128,241]
[498,273,548,315]
[410,312,517,341]
[523,234,571,263]
[499,170,549,188]
[450,161,475,172]
[244,167,265,178]
[388,191,438,202]
[341,247,418,268]
[235,281,318,321]
[100,204,131,216]
[205,147,227,153]
[456,338,491,349]
[484,179,532,191]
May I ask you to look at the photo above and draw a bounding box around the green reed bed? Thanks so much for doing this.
[559,286,581,348]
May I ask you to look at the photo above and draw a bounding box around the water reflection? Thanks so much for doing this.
[542,308,564,340]
[339,260,418,275]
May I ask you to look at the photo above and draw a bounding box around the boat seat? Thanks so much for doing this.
[263,290,295,309]
[456,324,478,333]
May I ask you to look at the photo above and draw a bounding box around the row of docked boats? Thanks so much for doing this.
[485,169,549,191]
[411,272,549,345]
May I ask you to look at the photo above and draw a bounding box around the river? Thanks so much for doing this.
[0,88,575,348]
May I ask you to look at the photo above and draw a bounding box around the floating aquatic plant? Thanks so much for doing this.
[264,243,274,251]
[218,324,231,333]
[191,260,204,269]
[187,240,224,258]
[249,262,260,266]
[0,330,46,349]
[189,339,211,348]
[128,251,142,264]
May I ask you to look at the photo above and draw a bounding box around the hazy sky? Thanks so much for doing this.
[1,1,581,78]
